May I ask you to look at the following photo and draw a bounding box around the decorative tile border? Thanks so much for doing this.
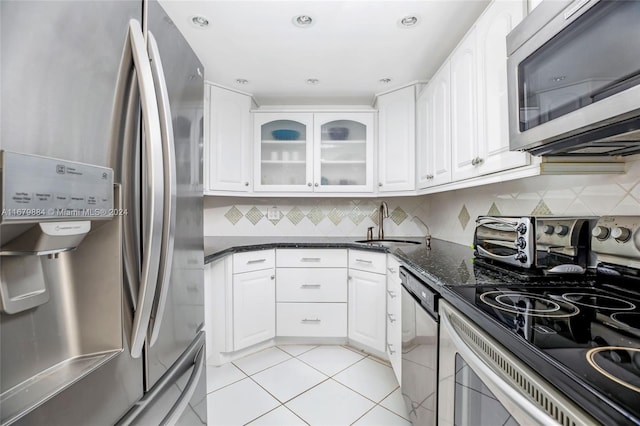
[222,202,413,227]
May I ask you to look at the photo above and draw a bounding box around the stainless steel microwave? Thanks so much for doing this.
[507,0,640,156]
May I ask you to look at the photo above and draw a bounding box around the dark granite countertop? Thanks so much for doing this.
[204,236,484,290]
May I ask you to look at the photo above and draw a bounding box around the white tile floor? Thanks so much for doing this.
[206,345,410,426]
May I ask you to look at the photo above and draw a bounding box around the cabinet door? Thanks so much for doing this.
[253,113,313,192]
[313,113,374,193]
[348,269,386,353]
[417,63,452,189]
[450,30,480,182]
[206,85,252,192]
[233,268,276,351]
[476,0,529,175]
[377,86,415,192]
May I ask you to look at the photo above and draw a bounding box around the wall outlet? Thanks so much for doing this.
[267,206,280,220]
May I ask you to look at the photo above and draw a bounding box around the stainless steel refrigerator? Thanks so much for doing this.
[0,0,206,424]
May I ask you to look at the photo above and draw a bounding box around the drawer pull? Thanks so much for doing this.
[355,258,373,264]
[301,257,321,262]
[301,318,321,323]
[387,343,396,355]
[246,259,266,264]
[387,290,397,298]
[387,313,396,323]
[300,284,321,289]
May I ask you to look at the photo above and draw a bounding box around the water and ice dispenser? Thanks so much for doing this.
[0,150,114,313]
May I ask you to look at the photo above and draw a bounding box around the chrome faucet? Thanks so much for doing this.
[412,216,432,249]
[378,202,389,240]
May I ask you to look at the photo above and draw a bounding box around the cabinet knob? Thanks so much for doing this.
[314,183,319,187]
[472,157,484,166]
[426,174,434,180]
[244,182,249,186]
[270,275,275,280]
[378,182,383,187]
[307,182,312,187]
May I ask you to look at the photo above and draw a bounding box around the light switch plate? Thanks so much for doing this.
[267,206,280,220]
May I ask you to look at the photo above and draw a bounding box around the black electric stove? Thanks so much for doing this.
[446,215,640,424]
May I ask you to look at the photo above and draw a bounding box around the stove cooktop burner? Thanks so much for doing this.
[611,312,640,331]
[587,347,640,394]
[479,291,580,318]
[562,293,637,311]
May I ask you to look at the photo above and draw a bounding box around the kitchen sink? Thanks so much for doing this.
[354,239,422,248]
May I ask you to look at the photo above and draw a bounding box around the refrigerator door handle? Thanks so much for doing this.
[126,19,165,359]
[146,31,177,347]
[116,331,206,426]
[161,341,205,425]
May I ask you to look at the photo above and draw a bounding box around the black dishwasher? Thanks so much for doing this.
[400,266,439,426]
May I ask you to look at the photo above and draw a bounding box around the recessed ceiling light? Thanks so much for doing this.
[399,15,419,27]
[236,79,249,85]
[379,78,392,84]
[293,15,314,28]
[306,78,320,85]
[191,15,210,28]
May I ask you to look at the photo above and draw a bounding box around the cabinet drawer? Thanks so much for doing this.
[276,249,347,268]
[277,303,347,337]
[233,249,275,274]
[349,250,386,274]
[277,268,347,302]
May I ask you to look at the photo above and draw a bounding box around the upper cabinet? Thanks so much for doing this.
[254,112,374,193]
[416,62,452,189]
[451,0,529,181]
[377,86,416,192]
[254,112,314,192]
[204,84,252,193]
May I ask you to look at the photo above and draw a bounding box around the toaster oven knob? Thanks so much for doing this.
[554,225,569,236]
[515,237,527,249]
[516,223,527,235]
[611,226,632,242]
[543,225,555,235]
[515,252,528,263]
[592,226,610,240]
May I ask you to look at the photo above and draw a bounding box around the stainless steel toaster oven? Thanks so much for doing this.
[473,216,595,270]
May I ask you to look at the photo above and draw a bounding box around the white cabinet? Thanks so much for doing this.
[253,112,374,193]
[377,86,416,192]
[314,113,374,193]
[348,250,387,353]
[233,268,276,351]
[276,249,348,338]
[416,62,452,189]
[205,84,252,193]
[232,249,276,351]
[386,256,402,384]
[451,30,480,182]
[475,0,529,175]
[253,112,314,192]
[451,1,528,181]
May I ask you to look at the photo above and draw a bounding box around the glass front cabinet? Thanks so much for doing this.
[253,112,374,193]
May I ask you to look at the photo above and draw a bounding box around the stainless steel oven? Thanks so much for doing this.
[400,267,438,426]
[438,300,596,426]
[507,0,640,156]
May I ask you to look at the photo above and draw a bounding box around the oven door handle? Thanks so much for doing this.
[440,305,595,426]
[476,245,517,261]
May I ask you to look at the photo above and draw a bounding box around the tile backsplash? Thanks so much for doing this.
[204,155,640,246]
[204,196,429,238]
[424,155,640,245]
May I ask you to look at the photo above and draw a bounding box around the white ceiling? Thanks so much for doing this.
[159,0,491,106]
